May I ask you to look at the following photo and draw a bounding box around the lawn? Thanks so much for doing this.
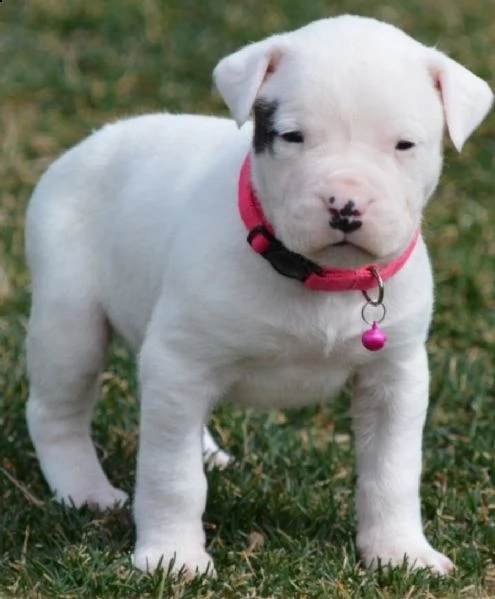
[1,0,494,597]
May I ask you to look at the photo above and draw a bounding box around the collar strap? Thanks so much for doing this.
[239,155,419,292]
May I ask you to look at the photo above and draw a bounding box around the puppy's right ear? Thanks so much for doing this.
[213,36,286,127]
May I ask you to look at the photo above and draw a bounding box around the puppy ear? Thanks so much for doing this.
[429,49,493,151]
[213,36,286,126]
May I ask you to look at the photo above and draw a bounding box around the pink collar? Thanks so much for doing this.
[238,154,419,292]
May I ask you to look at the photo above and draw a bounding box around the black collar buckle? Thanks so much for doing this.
[247,225,323,283]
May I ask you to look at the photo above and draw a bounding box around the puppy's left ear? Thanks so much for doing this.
[429,49,493,151]
[213,35,286,127]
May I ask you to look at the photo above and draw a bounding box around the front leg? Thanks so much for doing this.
[132,335,221,577]
[351,345,453,574]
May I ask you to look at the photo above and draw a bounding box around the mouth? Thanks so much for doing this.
[331,240,349,247]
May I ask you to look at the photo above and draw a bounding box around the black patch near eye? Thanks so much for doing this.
[396,140,415,151]
[253,99,279,154]
[281,131,304,143]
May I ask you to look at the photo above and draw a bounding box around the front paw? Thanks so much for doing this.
[57,485,129,510]
[132,544,215,578]
[358,535,454,575]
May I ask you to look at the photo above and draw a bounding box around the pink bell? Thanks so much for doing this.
[361,321,388,351]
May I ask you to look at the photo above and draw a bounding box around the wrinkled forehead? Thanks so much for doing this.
[260,22,442,130]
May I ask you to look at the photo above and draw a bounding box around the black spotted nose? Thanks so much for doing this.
[329,198,363,233]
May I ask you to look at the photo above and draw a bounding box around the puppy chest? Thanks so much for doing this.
[228,352,354,410]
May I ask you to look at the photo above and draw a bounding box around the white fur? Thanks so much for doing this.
[25,15,492,577]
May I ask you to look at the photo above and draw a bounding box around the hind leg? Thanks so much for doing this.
[26,297,128,509]
[202,426,231,469]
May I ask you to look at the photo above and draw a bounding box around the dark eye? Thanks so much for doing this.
[395,140,415,151]
[280,131,304,143]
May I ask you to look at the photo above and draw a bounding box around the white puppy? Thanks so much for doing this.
[25,15,492,577]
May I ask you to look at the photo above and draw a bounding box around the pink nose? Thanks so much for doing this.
[329,196,363,233]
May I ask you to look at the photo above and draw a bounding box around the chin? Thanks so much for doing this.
[310,241,377,268]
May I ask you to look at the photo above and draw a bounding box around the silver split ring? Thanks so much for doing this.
[361,301,387,325]
[362,266,384,306]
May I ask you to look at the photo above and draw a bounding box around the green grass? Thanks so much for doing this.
[1,0,495,597]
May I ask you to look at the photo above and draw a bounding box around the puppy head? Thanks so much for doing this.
[214,15,493,265]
